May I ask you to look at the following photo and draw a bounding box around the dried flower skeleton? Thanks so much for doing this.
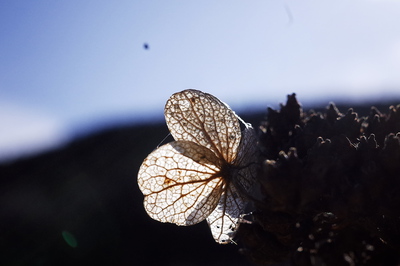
[137,89,258,244]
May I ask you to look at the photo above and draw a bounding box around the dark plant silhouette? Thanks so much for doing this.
[238,94,400,266]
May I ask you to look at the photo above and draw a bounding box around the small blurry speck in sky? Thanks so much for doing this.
[1,0,400,161]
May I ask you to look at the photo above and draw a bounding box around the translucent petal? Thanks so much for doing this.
[206,182,246,244]
[138,141,223,225]
[164,89,241,163]
[232,127,259,192]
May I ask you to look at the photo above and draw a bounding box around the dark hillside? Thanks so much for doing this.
[0,122,254,266]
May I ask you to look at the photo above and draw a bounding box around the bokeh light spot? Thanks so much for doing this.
[62,231,78,248]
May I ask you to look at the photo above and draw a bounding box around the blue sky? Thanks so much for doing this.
[1,0,400,161]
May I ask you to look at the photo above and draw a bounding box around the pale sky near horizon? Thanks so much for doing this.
[1,0,400,161]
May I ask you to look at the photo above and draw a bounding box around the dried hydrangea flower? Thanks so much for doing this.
[137,89,258,244]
